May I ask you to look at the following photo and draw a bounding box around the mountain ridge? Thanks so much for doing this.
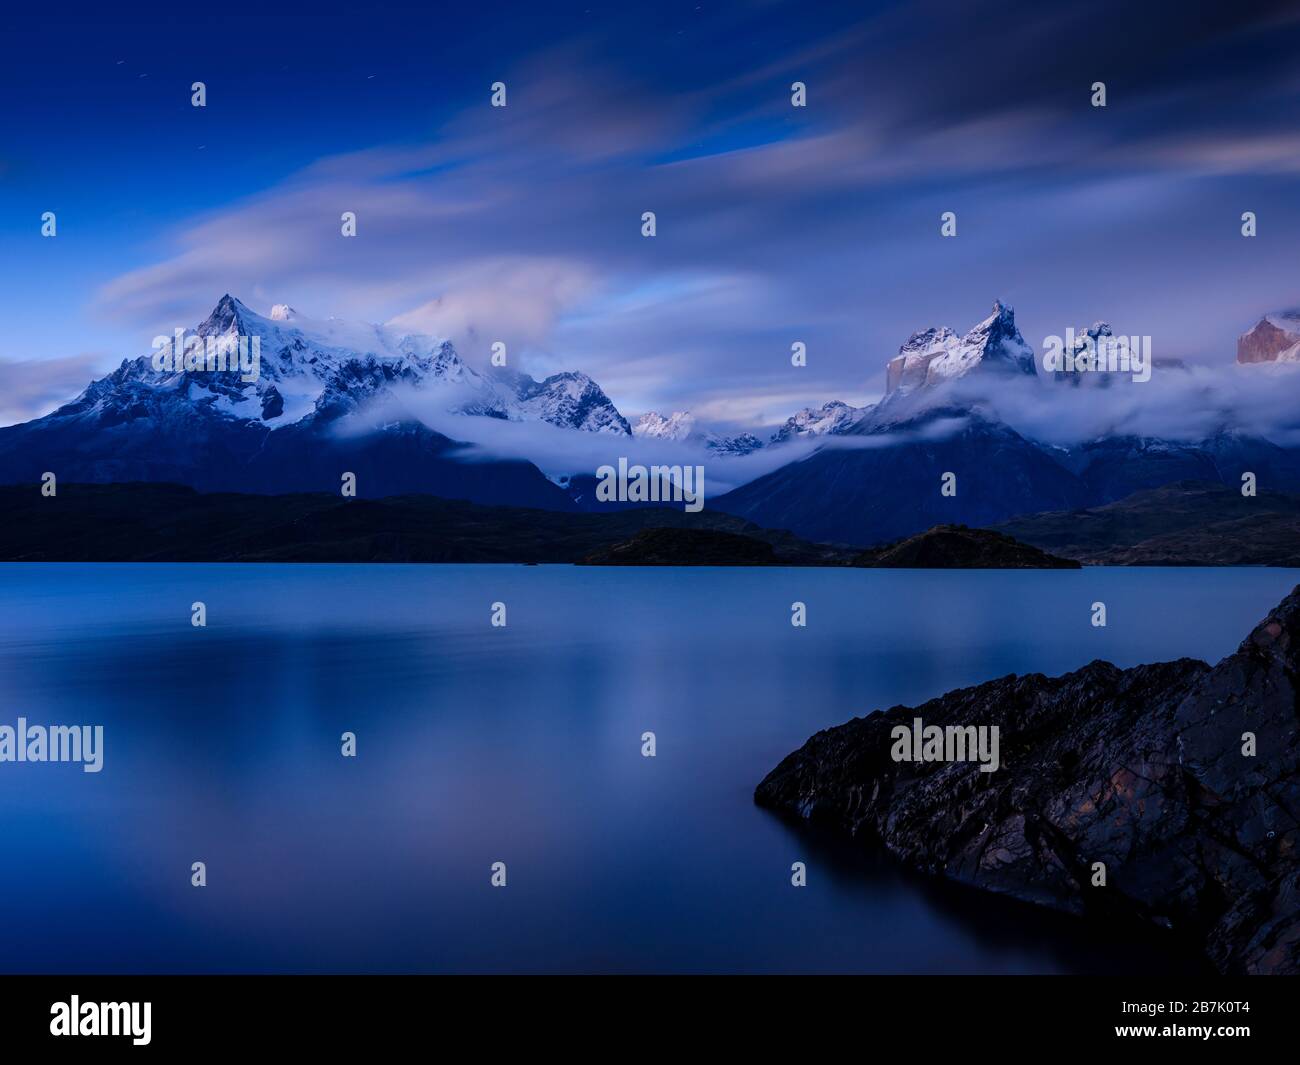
[9,294,1300,543]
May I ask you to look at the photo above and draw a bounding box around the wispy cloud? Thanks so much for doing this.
[341,383,822,496]
[81,0,1300,429]
[0,354,110,426]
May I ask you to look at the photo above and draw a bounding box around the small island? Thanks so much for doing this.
[849,524,1080,569]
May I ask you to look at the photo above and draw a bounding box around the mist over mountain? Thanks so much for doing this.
[0,295,589,505]
[6,294,1300,541]
[632,409,772,457]
[769,401,866,445]
[0,294,829,500]
[715,301,1300,545]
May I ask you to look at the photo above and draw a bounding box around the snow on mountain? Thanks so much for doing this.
[885,301,1037,395]
[502,370,631,435]
[632,410,697,441]
[633,401,871,454]
[1267,310,1300,333]
[0,294,626,506]
[768,400,865,444]
[703,431,765,456]
[1050,322,1119,389]
[70,295,630,436]
[1070,321,1113,354]
[885,327,961,393]
[631,410,767,455]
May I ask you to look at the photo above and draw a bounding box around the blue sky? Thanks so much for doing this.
[3,0,1300,427]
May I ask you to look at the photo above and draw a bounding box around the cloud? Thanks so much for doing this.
[85,0,1300,429]
[386,257,599,363]
[950,362,1300,449]
[338,383,822,497]
[0,354,107,427]
[1139,133,1300,175]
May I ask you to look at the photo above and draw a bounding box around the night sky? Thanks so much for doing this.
[3,0,1299,428]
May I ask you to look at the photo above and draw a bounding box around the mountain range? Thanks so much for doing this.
[715,303,1300,544]
[0,295,852,507]
[630,403,861,456]
[4,294,1300,547]
[0,297,595,506]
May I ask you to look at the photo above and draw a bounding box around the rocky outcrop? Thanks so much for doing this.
[756,585,1300,974]
[851,524,1080,568]
[1238,313,1300,364]
[886,327,960,394]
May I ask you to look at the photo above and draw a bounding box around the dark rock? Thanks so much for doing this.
[756,585,1300,973]
[1238,314,1300,364]
[260,386,284,420]
[851,523,1080,568]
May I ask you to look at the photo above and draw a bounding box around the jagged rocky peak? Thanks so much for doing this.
[18,294,632,439]
[631,402,868,455]
[769,400,865,444]
[197,293,264,337]
[632,410,697,441]
[628,409,760,454]
[1073,321,1112,349]
[511,370,631,435]
[886,327,960,393]
[1048,321,1120,390]
[1238,309,1300,364]
[885,300,1037,394]
[181,296,632,433]
[705,431,764,456]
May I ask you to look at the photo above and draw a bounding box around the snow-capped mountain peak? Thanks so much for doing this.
[885,300,1037,394]
[927,300,1037,383]
[1074,321,1113,348]
[51,295,632,436]
[629,409,765,455]
[703,431,765,456]
[196,293,261,338]
[507,370,631,435]
[632,410,697,441]
[769,400,866,444]
[1239,309,1300,365]
[630,401,868,454]
[885,327,961,393]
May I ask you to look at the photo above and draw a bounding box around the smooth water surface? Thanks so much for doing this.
[1,564,1294,973]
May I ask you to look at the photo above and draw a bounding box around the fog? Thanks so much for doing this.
[336,362,1300,500]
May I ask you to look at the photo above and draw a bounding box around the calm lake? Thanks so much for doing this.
[1,563,1294,973]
